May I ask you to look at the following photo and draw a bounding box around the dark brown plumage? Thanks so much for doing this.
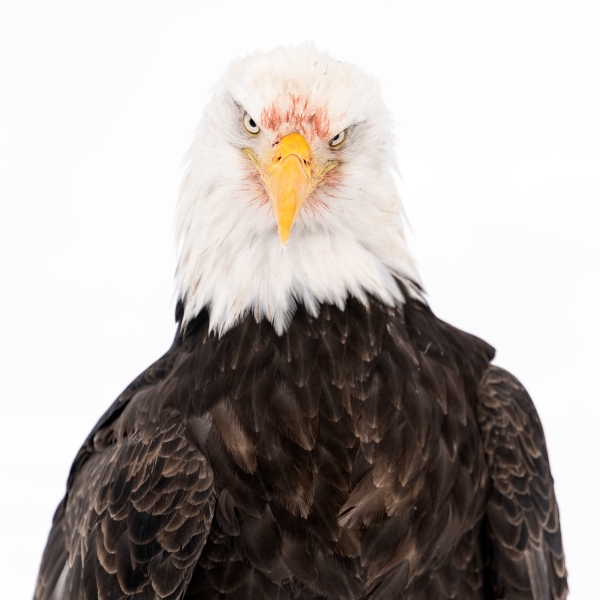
[34,287,567,599]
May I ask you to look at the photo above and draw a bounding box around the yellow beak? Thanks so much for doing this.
[265,133,312,245]
[244,133,338,246]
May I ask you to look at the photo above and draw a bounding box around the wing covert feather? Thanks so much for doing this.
[35,408,215,600]
[477,366,567,599]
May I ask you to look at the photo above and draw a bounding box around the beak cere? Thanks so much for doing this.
[265,133,312,245]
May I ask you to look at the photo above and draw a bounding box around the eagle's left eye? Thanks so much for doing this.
[329,129,347,148]
[243,113,260,135]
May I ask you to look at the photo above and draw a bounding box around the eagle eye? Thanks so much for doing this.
[243,112,260,135]
[329,129,347,148]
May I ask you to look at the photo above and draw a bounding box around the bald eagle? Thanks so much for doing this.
[34,45,567,600]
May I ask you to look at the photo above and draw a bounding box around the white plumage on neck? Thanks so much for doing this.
[175,44,421,336]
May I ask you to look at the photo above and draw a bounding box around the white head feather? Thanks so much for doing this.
[176,44,421,335]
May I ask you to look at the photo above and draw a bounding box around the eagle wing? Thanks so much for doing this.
[34,345,216,600]
[477,366,568,599]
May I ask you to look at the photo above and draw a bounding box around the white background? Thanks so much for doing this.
[1,1,599,598]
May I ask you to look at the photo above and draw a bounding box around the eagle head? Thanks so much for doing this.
[176,44,420,335]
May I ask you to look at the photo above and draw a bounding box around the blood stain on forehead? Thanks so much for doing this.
[261,94,330,141]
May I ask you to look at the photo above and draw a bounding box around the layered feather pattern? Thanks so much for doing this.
[34,292,567,599]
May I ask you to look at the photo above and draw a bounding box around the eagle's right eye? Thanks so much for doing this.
[243,113,260,135]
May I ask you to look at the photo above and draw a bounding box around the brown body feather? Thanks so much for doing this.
[34,290,567,599]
